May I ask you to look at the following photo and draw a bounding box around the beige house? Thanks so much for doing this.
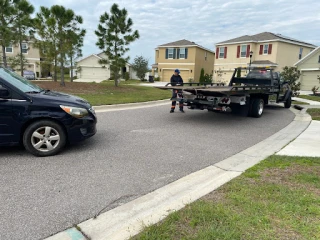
[294,47,320,91]
[0,40,41,77]
[76,52,138,81]
[152,39,215,82]
[215,32,316,83]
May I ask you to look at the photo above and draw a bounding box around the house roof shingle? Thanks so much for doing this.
[159,39,198,47]
[158,39,215,53]
[216,32,316,47]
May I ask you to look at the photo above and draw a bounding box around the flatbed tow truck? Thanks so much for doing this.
[157,67,292,118]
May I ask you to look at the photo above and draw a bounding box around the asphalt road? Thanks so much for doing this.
[0,104,294,240]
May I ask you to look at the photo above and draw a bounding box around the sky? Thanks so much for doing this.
[29,0,320,65]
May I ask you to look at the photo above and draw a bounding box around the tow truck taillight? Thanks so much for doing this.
[220,98,230,104]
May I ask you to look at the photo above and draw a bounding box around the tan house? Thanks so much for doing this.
[76,52,138,82]
[294,47,320,91]
[152,40,215,82]
[214,32,316,83]
[0,40,41,77]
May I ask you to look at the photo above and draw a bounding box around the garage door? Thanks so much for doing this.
[301,71,319,91]
[80,67,110,81]
[162,70,190,82]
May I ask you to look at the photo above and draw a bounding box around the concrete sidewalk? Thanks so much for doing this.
[293,96,320,105]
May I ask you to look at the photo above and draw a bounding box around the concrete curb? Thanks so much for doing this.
[45,107,311,240]
[93,99,170,113]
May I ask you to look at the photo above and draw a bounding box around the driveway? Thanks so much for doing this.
[0,104,294,240]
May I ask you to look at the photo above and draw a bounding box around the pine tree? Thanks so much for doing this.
[0,0,16,68]
[95,3,139,86]
[34,5,85,86]
[199,68,205,83]
[12,0,34,76]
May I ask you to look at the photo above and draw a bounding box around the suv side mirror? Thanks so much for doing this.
[0,86,10,98]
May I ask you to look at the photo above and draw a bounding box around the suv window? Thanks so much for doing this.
[0,67,42,93]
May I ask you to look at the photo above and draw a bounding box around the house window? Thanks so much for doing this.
[219,47,225,58]
[299,47,303,59]
[179,48,185,59]
[263,44,269,55]
[240,45,247,58]
[205,52,207,61]
[5,44,13,53]
[168,48,174,59]
[318,55,320,63]
[21,43,28,54]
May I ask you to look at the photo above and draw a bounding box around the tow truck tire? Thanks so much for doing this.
[250,99,264,118]
[284,96,292,108]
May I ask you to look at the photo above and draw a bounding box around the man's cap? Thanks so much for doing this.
[174,69,180,74]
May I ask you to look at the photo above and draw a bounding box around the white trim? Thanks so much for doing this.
[161,68,190,70]
[214,63,246,66]
[218,47,225,59]
[76,54,102,63]
[79,65,109,68]
[158,63,195,65]
[300,68,320,71]
[21,43,28,54]
[240,44,247,58]
[5,44,13,54]
[25,58,41,61]
[263,44,269,55]
[216,39,316,48]
[159,45,215,54]
[294,46,320,66]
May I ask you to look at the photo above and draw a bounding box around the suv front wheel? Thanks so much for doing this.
[23,120,67,157]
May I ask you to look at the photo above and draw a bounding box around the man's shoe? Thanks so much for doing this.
[179,109,185,113]
[170,109,174,113]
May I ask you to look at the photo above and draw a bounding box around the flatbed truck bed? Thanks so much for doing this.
[157,67,292,118]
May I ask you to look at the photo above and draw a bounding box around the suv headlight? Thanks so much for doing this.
[60,105,88,118]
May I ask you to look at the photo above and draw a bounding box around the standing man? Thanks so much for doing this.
[170,69,184,113]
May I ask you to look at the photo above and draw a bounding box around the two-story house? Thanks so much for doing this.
[0,39,41,77]
[152,40,215,82]
[294,46,320,91]
[214,32,316,83]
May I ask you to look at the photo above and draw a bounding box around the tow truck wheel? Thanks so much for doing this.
[250,99,264,118]
[284,96,292,108]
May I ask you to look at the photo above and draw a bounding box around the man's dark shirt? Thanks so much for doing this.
[170,74,183,86]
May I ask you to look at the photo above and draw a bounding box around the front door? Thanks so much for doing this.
[0,83,14,144]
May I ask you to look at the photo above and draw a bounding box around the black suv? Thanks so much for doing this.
[0,67,97,156]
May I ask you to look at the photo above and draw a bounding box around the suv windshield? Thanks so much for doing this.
[0,67,42,93]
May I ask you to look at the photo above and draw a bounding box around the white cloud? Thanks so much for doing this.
[29,0,320,65]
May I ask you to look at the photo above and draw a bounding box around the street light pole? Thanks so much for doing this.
[249,51,253,72]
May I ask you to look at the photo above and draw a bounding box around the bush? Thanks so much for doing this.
[204,73,213,84]
[312,86,319,95]
[280,66,301,96]
[124,72,130,81]
[199,68,205,83]
[154,77,160,81]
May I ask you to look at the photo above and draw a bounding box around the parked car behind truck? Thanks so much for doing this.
[0,67,97,157]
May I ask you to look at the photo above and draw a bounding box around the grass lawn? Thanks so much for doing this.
[292,100,310,105]
[307,108,320,121]
[299,95,320,102]
[132,155,320,240]
[32,81,171,106]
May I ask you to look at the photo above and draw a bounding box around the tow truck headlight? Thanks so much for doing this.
[60,105,89,118]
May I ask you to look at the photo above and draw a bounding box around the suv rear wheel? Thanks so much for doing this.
[23,120,67,157]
